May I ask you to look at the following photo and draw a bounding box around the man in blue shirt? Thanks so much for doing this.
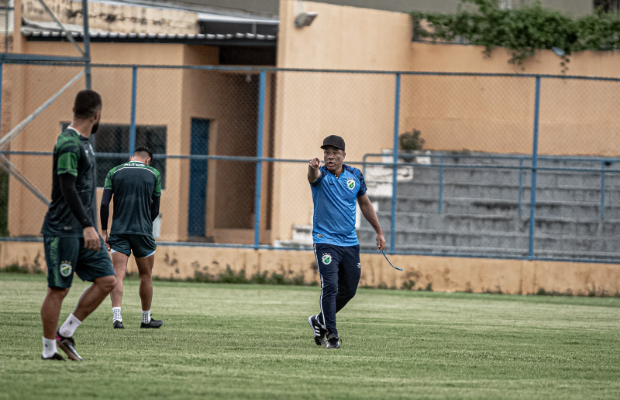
[307,135,385,349]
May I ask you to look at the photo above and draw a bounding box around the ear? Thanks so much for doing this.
[342,151,346,159]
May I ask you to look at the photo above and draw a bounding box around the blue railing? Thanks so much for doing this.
[4,148,620,262]
[3,64,620,265]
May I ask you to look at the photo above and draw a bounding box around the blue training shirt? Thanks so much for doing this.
[310,164,367,246]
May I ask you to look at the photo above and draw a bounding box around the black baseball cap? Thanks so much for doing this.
[321,135,345,151]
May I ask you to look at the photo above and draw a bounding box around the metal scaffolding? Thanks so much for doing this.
[0,0,92,204]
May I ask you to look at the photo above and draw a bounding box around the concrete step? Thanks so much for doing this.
[362,212,620,236]
[394,181,619,203]
[357,227,620,253]
[406,167,620,187]
[372,196,617,218]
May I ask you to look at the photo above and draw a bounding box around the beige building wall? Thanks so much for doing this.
[4,39,271,242]
[5,0,620,245]
[4,41,220,240]
[3,42,188,239]
[273,0,413,241]
[406,43,620,156]
[271,0,620,242]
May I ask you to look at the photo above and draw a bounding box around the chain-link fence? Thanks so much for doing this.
[2,64,620,263]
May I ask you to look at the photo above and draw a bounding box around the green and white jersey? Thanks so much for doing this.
[41,128,98,237]
[104,161,161,236]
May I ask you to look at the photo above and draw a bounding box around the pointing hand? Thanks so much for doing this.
[309,158,321,170]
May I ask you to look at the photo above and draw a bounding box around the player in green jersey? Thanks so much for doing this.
[100,146,162,329]
[40,90,116,361]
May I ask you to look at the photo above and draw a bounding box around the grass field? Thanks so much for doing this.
[1,273,620,399]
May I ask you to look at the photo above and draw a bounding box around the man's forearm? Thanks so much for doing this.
[361,202,383,235]
[151,195,160,221]
[308,167,320,183]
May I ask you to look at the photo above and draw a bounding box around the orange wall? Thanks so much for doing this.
[277,0,412,71]
[272,1,412,241]
[4,42,219,240]
[406,43,620,157]
[7,0,620,244]
[271,0,620,242]
[4,40,272,242]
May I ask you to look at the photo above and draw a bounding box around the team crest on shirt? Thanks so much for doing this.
[60,261,73,277]
[322,254,332,265]
[346,179,356,190]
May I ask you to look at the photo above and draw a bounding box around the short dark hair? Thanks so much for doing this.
[133,146,153,161]
[74,90,102,119]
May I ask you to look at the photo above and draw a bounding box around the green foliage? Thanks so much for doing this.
[401,279,416,290]
[411,0,620,68]
[188,265,314,286]
[0,264,31,274]
[399,129,425,151]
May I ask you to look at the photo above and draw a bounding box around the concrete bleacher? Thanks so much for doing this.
[357,152,620,260]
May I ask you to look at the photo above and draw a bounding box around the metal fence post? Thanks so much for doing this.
[129,66,137,155]
[528,77,541,259]
[82,0,91,89]
[518,157,524,216]
[438,155,444,214]
[390,73,401,254]
[253,70,266,249]
[600,160,606,219]
[0,62,3,128]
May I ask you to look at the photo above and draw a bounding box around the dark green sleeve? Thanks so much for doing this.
[104,168,115,191]
[154,170,161,197]
[56,140,80,177]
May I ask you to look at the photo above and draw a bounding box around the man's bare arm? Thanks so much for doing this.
[358,194,385,251]
[308,157,321,183]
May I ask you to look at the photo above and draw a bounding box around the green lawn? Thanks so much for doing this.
[1,273,620,399]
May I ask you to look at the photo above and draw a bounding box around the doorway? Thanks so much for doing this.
[188,118,209,237]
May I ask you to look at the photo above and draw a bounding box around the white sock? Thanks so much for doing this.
[113,307,122,322]
[142,310,151,324]
[59,314,82,338]
[42,337,57,358]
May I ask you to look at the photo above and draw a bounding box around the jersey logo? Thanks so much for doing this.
[346,179,356,190]
[322,254,332,265]
[60,262,73,277]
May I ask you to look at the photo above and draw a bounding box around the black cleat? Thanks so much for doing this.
[326,332,340,349]
[42,353,65,361]
[56,331,83,361]
[308,315,326,346]
[140,316,163,329]
[113,320,125,329]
